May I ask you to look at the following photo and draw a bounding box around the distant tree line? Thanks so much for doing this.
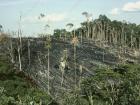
[53,15,140,49]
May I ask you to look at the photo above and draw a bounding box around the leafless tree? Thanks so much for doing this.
[71,36,79,89]
[27,38,31,66]
[17,15,23,71]
[45,24,51,95]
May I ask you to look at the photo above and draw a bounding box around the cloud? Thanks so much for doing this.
[122,1,140,12]
[110,8,120,15]
[110,1,140,15]
[23,13,67,23]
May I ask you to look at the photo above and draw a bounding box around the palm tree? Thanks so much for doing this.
[66,23,74,38]
[82,12,92,38]
[66,23,74,28]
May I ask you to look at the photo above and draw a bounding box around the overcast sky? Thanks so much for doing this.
[0,0,140,36]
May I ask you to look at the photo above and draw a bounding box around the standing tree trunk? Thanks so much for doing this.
[28,38,31,66]
[87,22,90,38]
[74,30,77,88]
[46,35,51,95]
[74,44,76,88]
[79,65,83,89]
[139,38,140,50]
[47,47,50,94]
[80,30,83,44]
[71,35,79,89]
[17,15,22,72]
[131,30,133,49]
[18,30,22,71]
[9,34,14,63]
[65,31,66,41]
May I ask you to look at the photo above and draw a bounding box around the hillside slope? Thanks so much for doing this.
[0,55,57,105]
[13,37,139,97]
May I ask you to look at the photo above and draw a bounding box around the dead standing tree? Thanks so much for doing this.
[82,12,92,39]
[17,15,23,71]
[38,13,52,94]
[45,35,51,95]
[44,24,51,95]
[71,36,79,89]
[27,38,31,66]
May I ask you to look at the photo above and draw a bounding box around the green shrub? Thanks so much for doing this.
[0,57,54,105]
[81,64,140,105]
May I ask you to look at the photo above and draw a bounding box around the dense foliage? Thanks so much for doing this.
[0,56,56,105]
[81,64,140,105]
[60,64,140,105]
